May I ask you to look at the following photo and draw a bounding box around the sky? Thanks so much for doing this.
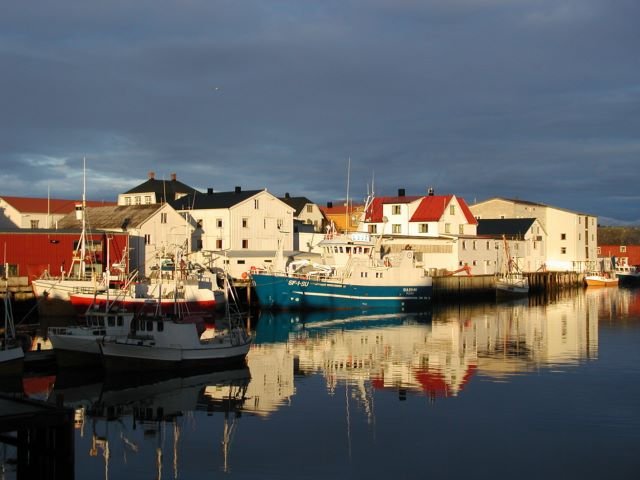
[2,0,639,225]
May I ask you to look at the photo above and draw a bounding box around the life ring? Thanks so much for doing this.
[384,257,391,267]
[241,272,248,279]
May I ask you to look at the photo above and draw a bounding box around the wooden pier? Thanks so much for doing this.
[0,395,75,479]
[431,271,584,302]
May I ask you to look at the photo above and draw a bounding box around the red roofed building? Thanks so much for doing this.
[0,196,116,229]
[363,188,478,237]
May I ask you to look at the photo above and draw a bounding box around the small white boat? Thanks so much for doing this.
[496,236,529,296]
[584,272,618,287]
[496,272,530,296]
[99,276,252,372]
[48,305,135,367]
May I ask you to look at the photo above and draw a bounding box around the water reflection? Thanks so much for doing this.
[250,291,604,404]
[9,287,640,479]
[49,367,251,478]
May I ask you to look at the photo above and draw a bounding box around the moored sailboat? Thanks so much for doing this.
[496,236,529,297]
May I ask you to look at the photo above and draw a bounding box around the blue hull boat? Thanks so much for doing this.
[251,272,432,311]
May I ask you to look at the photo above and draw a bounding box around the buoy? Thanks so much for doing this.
[241,272,248,279]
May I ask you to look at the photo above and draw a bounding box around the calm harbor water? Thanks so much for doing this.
[5,286,640,479]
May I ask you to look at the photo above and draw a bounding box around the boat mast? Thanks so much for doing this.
[345,157,351,234]
[79,157,87,278]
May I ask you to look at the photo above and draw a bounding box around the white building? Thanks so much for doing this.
[470,198,597,272]
[56,203,190,277]
[171,187,295,279]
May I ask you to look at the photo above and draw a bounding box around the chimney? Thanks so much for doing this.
[327,201,333,208]
[235,186,241,193]
[285,192,290,198]
[148,171,155,180]
[428,187,434,196]
[207,187,213,195]
[170,173,177,181]
[398,188,405,197]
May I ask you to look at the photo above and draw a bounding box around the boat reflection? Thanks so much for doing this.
[50,366,251,477]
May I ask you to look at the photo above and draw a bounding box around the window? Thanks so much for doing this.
[144,234,151,245]
[145,196,151,204]
[472,241,477,250]
[597,247,601,255]
[445,223,451,233]
[125,197,131,206]
[216,239,223,249]
[462,240,467,250]
[392,224,401,234]
[242,239,248,249]
[135,196,141,205]
[30,220,39,229]
[277,218,283,229]
[216,218,223,228]
[242,218,248,228]
[306,205,313,213]
[450,205,456,215]
[254,199,259,209]
[561,247,567,254]
[459,225,464,234]
[533,241,538,250]
[419,224,429,233]
[561,233,566,240]
[160,212,167,224]
[368,225,377,234]
[486,241,490,250]
[392,205,401,215]
[621,246,627,253]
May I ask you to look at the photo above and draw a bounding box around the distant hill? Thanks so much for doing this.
[598,226,640,245]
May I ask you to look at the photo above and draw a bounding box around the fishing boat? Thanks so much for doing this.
[584,272,619,287]
[496,236,529,296]
[250,228,432,311]
[613,264,640,286]
[68,257,225,315]
[48,303,135,367]
[1,287,24,377]
[98,275,252,371]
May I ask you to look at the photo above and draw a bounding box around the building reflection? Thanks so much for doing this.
[247,288,621,409]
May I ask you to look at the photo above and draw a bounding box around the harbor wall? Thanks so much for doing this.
[432,272,584,302]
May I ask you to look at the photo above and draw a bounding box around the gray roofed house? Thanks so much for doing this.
[477,218,539,239]
[57,204,164,231]
[170,187,265,211]
[118,172,200,206]
[278,192,325,233]
[56,203,192,277]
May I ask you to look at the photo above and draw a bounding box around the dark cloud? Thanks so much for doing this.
[1,0,638,223]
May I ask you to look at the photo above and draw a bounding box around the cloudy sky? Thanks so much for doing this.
[2,0,639,224]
